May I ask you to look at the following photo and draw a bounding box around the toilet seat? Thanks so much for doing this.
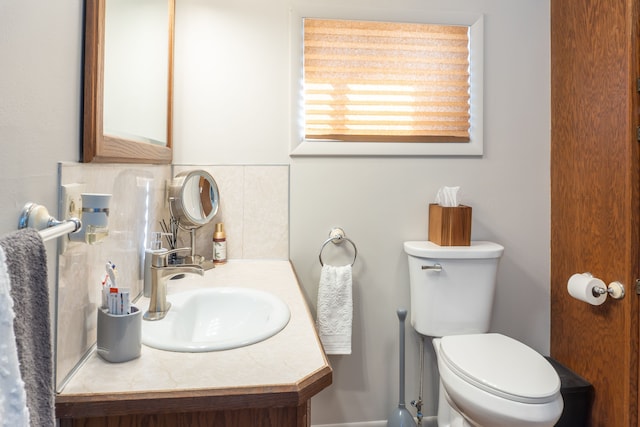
[439,333,560,404]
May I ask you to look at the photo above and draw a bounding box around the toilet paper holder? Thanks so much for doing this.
[583,273,625,300]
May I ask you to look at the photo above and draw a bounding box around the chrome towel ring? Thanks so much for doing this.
[319,227,358,267]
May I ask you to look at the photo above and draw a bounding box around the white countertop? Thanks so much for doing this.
[58,260,329,396]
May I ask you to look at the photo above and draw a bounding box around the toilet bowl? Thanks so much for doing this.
[434,333,563,427]
[404,241,563,427]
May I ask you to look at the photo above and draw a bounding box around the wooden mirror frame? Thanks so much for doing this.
[82,0,174,164]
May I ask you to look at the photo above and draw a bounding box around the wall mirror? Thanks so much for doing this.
[82,0,175,163]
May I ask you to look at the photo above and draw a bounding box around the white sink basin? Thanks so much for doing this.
[142,287,290,352]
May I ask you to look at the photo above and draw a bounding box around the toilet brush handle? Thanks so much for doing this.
[397,308,407,406]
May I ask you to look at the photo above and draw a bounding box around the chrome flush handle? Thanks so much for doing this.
[421,263,442,272]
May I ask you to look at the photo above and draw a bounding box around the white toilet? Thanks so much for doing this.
[404,241,563,427]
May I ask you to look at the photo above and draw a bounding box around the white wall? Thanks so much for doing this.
[174,0,550,425]
[173,0,292,164]
[0,0,82,294]
[0,0,82,232]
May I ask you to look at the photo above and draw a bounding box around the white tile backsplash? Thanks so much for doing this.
[56,163,171,390]
[173,165,289,261]
[243,166,289,259]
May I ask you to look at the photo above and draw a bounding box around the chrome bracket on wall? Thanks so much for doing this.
[592,280,625,300]
[318,227,358,267]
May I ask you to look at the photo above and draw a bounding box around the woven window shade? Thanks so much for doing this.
[303,18,471,143]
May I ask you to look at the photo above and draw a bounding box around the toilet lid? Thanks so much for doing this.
[404,241,504,259]
[440,333,560,404]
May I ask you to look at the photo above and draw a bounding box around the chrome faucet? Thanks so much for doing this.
[143,247,204,321]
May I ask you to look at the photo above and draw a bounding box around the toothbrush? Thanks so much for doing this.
[100,275,109,309]
[106,261,117,288]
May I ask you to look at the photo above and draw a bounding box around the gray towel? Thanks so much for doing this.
[0,229,54,427]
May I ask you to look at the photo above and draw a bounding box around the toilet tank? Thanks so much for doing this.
[404,241,504,337]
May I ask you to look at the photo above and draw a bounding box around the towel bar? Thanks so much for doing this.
[18,202,81,242]
[319,227,358,267]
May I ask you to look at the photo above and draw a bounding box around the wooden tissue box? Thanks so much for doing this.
[428,203,472,246]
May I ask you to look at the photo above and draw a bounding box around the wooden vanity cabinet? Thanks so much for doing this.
[58,404,310,427]
[56,366,332,427]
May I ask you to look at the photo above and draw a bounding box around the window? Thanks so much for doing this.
[289,9,484,156]
[303,19,471,143]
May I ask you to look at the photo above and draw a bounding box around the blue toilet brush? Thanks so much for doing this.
[387,308,417,427]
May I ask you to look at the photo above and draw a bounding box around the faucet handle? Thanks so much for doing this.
[151,247,192,267]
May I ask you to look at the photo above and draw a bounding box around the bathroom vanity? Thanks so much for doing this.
[55,261,332,427]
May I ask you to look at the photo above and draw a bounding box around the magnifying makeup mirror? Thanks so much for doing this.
[168,170,220,265]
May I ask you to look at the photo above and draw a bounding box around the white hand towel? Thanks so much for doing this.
[316,264,353,355]
[0,245,30,427]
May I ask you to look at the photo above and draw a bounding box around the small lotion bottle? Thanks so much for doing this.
[213,223,227,264]
[143,232,167,297]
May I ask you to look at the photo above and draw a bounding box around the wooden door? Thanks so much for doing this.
[551,0,640,426]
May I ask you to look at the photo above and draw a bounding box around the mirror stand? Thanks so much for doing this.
[188,228,198,263]
[180,226,205,266]
[167,170,220,269]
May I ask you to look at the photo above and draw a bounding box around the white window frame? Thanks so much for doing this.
[289,7,484,157]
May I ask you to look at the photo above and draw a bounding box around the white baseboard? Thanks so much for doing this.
[312,416,436,427]
[312,422,386,427]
